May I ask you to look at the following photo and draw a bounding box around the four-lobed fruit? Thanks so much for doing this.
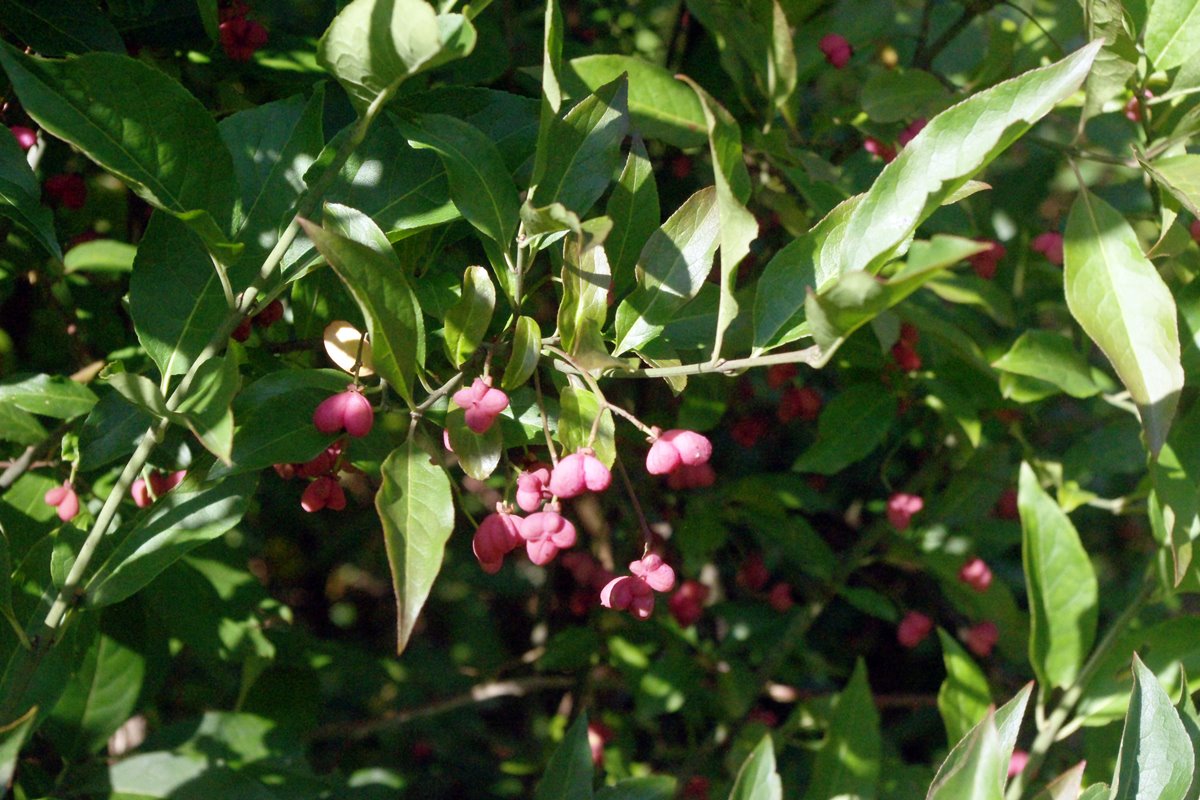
[452,377,509,434]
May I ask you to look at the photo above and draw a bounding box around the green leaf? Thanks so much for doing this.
[559,239,611,360]
[63,239,136,274]
[1018,462,1099,689]
[535,713,593,800]
[594,777,676,800]
[1154,403,1200,585]
[1064,190,1184,457]
[443,266,495,368]
[556,386,615,468]
[792,384,896,475]
[533,0,564,188]
[0,117,61,259]
[175,356,241,463]
[503,316,543,391]
[300,211,424,405]
[446,407,502,481]
[1110,654,1195,800]
[129,214,228,379]
[1079,786,1110,800]
[605,138,659,297]
[530,75,629,218]
[1032,762,1085,800]
[1142,154,1200,218]
[1146,0,1200,70]
[0,373,97,419]
[0,0,124,55]
[992,331,1102,399]
[613,187,721,355]
[377,438,454,655]
[0,46,235,241]
[729,734,783,800]
[1081,0,1138,120]
[804,659,881,800]
[317,0,445,107]
[683,78,756,362]
[394,112,520,245]
[937,629,992,747]
[0,527,14,633]
[807,235,987,354]
[753,42,1101,352]
[0,402,46,444]
[861,68,949,123]
[220,369,348,476]
[0,706,37,789]
[561,54,706,148]
[926,709,1005,800]
[1177,670,1200,800]
[103,371,171,420]
[86,473,258,607]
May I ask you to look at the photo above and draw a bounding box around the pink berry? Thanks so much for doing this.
[660,429,712,467]
[44,483,79,522]
[863,137,896,163]
[313,387,373,437]
[341,390,374,437]
[768,582,794,612]
[10,125,36,151]
[600,575,656,619]
[1031,231,1064,266]
[313,391,351,434]
[252,299,283,328]
[130,478,151,508]
[897,610,933,648]
[548,450,611,499]
[232,317,253,342]
[148,469,186,497]
[220,16,269,61]
[886,492,923,531]
[587,722,612,767]
[1008,749,1029,778]
[472,511,523,574]
[968,239,1006,280]
[778,386,822,422]
[629,553,676,592]
[666,462,716,491]
[897,118,927,148]
[519,509,577,565]
[730,417,769,449]
[561,551,613,589]
[516,467,551,512]
[1190,219,1200,243]
[891,340,922,372]
[668,580,710,627]
[452,377,509,434]
[766,363,798,388]
[958,557,993,592]
[302,475,345,512]
[737,553,770,591]
[994,488,1019,520]
[44,173,87,210]
[819,33,852,68]
[963,620,999,657]
[645,437,682,475]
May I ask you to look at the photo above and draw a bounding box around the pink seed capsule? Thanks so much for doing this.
[10,125,36,151]
[600,575,656,619]
[341,390,374,437]
[472,511,524,574]
[958,557,993,593]
[519,509,577,566]
[452,377,509,434]
[44,483,79,522]
[963,620,999,657]
[645,438,682,475]
[660,429,712,467]
[897,611,933,648]
[516,467,551,512]
[886,492,924,531]
[629,553,676,593]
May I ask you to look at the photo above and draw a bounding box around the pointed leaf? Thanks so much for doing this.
[606,138,659,296]
[557,386,615,467]
[0,118,61,259]
[1152,403,1200,584]
[0,706,37,788]
[926,709,1004,800]
[377,438,454,655]
[1142,155,1200,219]
[753,42,1100,351]
[1064,191,1183,457]
[534,713,593,800]
[395,112,520,245]
[1033,762,1085,800]
[928,683,1033,800]
[502,316,542,391]
[299,212,424,405]
[804,659,881,800]
[443,266,495,367]
[1146,0,1200,70]
[992,332,1102,399]
[937,629,992,747]
[1110,654,1194,800]
[559,240,611,358]
[532,0,564,185]
[729,734,783,800]
[0,373,96,419]
[792,384,896,475]
[175,355,241,463]
[1081,0,1138,120]
[613,187,721,355]
[446,408,502,481]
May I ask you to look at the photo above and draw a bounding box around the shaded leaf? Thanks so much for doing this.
[534,713,593,800]
[0,117,61,259]
[1110,654,1194,800]
[556,386,615,468]
[502,316,542,391]
[937,629,991,747]
[605,137,659,296]
[446,407,502,481]
[443,266,495,367]
[804,659,880,800]
[729,734,783,800]
[792,384,896,475]
[0,0,125,55]
[0,373,97,419]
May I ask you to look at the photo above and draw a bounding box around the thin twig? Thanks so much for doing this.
[613,452,654,552]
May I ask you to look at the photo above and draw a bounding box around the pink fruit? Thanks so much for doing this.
[968,239,1006,280]
[863,137,896,163]
[897,118,927,148]
[548,450,611,498]
[220,16,269,61]
[658,429,712,467]
[130,478,151,508]
[44,483,79,522]
[600,575,656,619]
[629,553,676,592]
[1190,219,1200,243]
[10,125,36,151]
[645,437,682,475]
[452,377,509,434]
[232,317,253,342]
[766,363,798,388]
[302,475,345,512]
[668,580,710,627]
[897,610,933,648]
[819,33,852,68]
[886,492,924,531]
[472,511,523,573]
[45,173,87,210]
[587,723,612,767]
[737,553,770,591]
[1031,231,1064,266]
[148,469,186,497]
[778,386,822,422]
[768,582,794,612]
[1008,750,1029,778]
[958,557,993,592]
[252,299,283,328]
[313,387,373,437]
[519,509,577,565]
[891,340,922,372]
[963,620,999,657]
[516,467,551,512]
[666,462,716,491]
[341,390,374,437]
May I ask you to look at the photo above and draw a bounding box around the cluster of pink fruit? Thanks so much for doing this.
[232,299,284,343]
[131,469,187,508]
[277,384,374,512]
[219,1,269,62]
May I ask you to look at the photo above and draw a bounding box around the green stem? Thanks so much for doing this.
[1005,563,1158,800]
[599,346,823,380]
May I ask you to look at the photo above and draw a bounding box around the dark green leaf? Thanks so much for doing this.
[753,42,1100,352]
[443,266,495,367]
[792,384,896,475]
[0,402,46,444]
[530,75,629,218]
[502,316,542,391]
[804,659,880,800]
[0,706,37,788]
[534,713,593,800]
[79,390,155,471]
[559,239,611,360]
[937,629,991,746]
[0,0,124,55]
[861,68,949,123]
[446,407,502,481]
[175,356,240,463]
[395,112,520,245]
[613,187,720,355]
[556,386,615,468]
[561,54,706,148]
[86,473,258,607]
[594,776,676,800]
[300,211,424,405]
[0,46,235,241]
[104,371,171,420]
[605,138,659,296]
[1064,191,1183,457]
[377,438,454,655]
[1154,403,1200,585]
[0,117,60,259]
[1110,654,1194,800]
[533,0,564,187]
[0,373,97,419]
[729,734,783,800]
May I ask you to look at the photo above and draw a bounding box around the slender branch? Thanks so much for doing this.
[1027,136,1135,168]
[613,452,654,551]
[306,675,574,741]
[596,346,824,380]
[0,422,69,491]
[914,0,1001,70]
[1005,563,1158,800]
[533,370,559,467]
[210,251,237,311]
